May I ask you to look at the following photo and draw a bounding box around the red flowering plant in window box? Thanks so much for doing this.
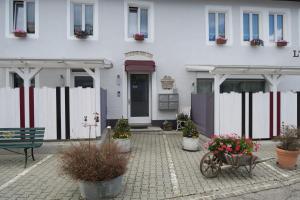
[134,33,144,41]
[276,40,288,47]
[14,29,27,38]
[216,36,227,45]
[204,134,260,165]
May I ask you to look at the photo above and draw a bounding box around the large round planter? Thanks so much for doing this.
[79,175,123,200]
[182,137,199,151]
[276,147,299,170]
[113,138,131,153]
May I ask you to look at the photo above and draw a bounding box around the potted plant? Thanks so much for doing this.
[75,30,89,39]
[163,120,173,131]
[113,118,131,153]
[276,40,288,47]
[273,124,300,170]
[182,119,200,151]
[206,134,260,166]
[14,29,27,38]
[216,36,227,45]
[250,38,264,47]
[60,143,129,199]
[134,33,144,41]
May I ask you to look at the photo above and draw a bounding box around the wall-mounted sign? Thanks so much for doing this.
[161,75,175,90]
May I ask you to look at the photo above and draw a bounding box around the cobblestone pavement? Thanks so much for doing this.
[0,133,299,200]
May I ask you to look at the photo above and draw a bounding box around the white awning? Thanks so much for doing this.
[0,58,113,69]
[185,65,300,75]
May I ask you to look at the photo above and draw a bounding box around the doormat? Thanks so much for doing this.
[130,126,148,129]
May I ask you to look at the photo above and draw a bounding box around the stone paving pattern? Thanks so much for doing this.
[0,133,299,200]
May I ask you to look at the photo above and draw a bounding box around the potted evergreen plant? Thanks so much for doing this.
[182,119,200,151]
[274,124,300,170]
[250,38,264,47]
[74,30,89,39]
[113,118,131,153]
[60,143,128,199]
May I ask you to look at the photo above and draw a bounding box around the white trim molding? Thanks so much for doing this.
[124,0,154,43]
[205,5,233,46]
[5,0,39,39]
[67,0,99,41]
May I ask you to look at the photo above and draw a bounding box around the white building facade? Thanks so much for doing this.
[1,0,300,135]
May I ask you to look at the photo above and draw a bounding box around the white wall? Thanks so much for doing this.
[1,0,300,121]
[0,88,20,128]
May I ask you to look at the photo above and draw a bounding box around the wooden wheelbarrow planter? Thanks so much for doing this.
[200,152,274,178]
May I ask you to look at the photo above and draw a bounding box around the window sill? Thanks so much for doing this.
[207,41,231,46]
[125,37,153,43]
[6,33,39,40]
[68,35,98,41]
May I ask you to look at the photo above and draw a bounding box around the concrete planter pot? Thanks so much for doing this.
[182,137,199,151]
[276,147,299,170]
[113,138,131,153]
[79,175,123,200]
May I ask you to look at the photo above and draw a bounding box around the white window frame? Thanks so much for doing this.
[5,0,39,39]
[205,6,232,46]
[267,8,291,47]
[67,0,99,40]
[240,7,264,46]
[124,0,154,42]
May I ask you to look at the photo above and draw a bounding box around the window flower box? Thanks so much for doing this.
[250,39,264,47]
[276,40,288,47]
[74,30,89,39]
[134,33,144,41]
[14,29,27,38]
[216,37,227,45]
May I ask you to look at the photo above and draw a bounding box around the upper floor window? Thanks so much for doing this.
[7,0,38,37]
[67,0,98,40]
[125,1,153,42]
[73,3,93,36]
[243,13,260,41]
[128,6,148,38]
[208,12,226,41]
[269,14,284,41]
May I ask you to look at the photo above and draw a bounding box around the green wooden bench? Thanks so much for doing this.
[0,128,45,168]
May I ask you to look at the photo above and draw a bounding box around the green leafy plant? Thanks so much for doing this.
[274,124,300,151]
[163,120,173,131]
[113,118,131,139]
[177,113,189,121]
[182,120,199,138]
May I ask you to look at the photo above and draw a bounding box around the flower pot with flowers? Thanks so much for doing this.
[134,33,145,41]
[113,118,131,153]
[14,29,27,38]
[250,38,264,47]
[60,143,129,200]
[74,30,89,39]
[276,40,288,47]
[273,124,300,170]
[216,36,227,45]
[182,119,200,151]
[200,134,261,178]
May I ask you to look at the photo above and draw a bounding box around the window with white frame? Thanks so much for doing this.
[11,0,36,33]
[208,12,226,41]
[71,2,94,36]
[269,14,284,41]
[243,12,260,41]
[128,6,149,38]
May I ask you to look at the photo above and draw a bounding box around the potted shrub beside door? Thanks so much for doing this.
[60,143,129,200]
[274,124,300,170]
[113,118,131,153]
[182,119,200,151]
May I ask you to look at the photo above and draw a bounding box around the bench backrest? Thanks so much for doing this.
[0,128,45,146]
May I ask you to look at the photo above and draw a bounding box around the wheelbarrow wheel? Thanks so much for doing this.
[200,152,221,178]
